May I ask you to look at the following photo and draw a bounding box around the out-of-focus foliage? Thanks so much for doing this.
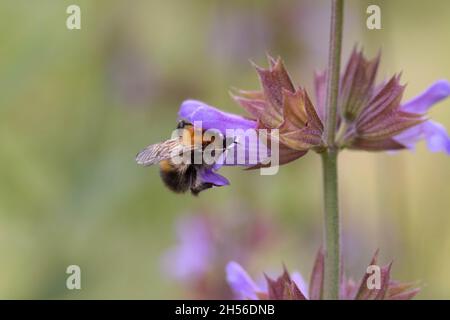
[0,0,448,299]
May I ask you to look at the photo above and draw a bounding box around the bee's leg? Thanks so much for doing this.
[190,182,214,196]
[224,136,237,149]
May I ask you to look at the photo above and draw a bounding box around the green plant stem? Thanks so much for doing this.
[321,151,340,300]
[325,0,343,146]
[322,0,343,300]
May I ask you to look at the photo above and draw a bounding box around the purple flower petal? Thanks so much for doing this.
[291,272,309,299]
[394,120,450,154]
[226,261,261,300]
[162,216,212,279]
[401,80,450,114]
[198,168,230,186]
[392,124,422,150]
[393,80,450,154]
[179,100,256,133]
[423,121,450,153]
[178,100,271,167]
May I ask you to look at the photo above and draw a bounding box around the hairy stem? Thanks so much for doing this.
[322,0,343,300]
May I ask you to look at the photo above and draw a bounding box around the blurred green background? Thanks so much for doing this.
[0,0,449,299]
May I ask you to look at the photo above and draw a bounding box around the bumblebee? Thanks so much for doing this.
[136,120,233,195]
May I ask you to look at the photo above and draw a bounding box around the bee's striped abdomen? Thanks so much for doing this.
[159,160,196,194]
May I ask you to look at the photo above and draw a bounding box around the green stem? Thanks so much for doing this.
[325,0,344,146]
[322,0,343,300]
[321,151,340,300]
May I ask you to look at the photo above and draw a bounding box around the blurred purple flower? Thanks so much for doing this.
[162,215,212,279]
[162,210,274,299]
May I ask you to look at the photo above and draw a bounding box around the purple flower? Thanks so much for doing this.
[172,49,450,192]
[316,48,450,153]
[178,100,263,169]
[178,57,323,177]
[198,167,230,187]
[180,51,450,164]
[226,261,308,300]
[179,99,299,169]
[226,262,262,300]
[226,249,420,300]
[179,100,257,134]
[162,212,274,299]
[393,80,450,154]
[161,215,213,280]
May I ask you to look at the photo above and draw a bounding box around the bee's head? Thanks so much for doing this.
[176,119,192,129]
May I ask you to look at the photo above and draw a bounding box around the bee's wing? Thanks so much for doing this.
[135,139,197,166]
